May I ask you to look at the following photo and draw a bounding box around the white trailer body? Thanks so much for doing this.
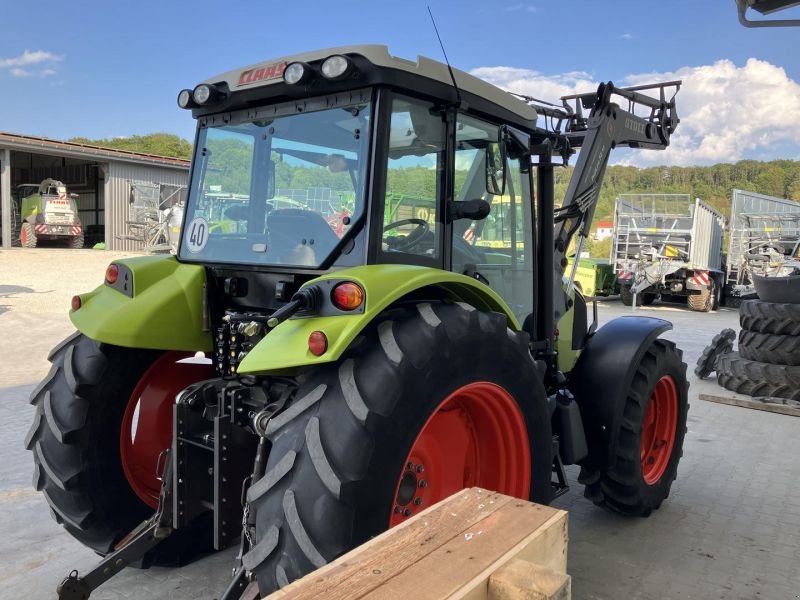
[726,189,800,298]
[612,194,725,309]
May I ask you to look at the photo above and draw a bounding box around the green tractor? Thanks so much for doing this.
[19,179,84,248]
[28,47,687,599]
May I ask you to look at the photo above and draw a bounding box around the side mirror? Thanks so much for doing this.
[485,131,507,196]
[449,199,491,222]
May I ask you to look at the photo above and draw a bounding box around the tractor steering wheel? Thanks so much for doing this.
[383,218,430,251]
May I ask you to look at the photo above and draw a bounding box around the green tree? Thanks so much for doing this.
[69,133,192,160]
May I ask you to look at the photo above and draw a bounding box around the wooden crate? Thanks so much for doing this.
[266,487,569,600]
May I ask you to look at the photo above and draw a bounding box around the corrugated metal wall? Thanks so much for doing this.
[106,162,189,251]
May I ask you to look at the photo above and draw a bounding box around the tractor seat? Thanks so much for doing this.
[266,209,340,265]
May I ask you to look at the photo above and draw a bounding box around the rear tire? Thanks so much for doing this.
[245,302,552,594]
[642,293,657,306]
[21,222,37,248]
[26,333,157,553]
[687,283,713,312]
[740,300,800,336]
[68,230,85,249]
[582,339,688,517]
[717,352,800,400]
[26,333,212,561]
[620,286,642,307]
[738,330,800,366]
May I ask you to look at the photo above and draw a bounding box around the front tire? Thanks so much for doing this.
[583,339,688,516]
[21,222,37,248]
[245,302,552,594]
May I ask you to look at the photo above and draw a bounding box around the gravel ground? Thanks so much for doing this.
[0,248,140,386]
[1,248,799,599]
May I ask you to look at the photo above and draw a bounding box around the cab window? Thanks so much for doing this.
[378,95,445,264]
[450,114,534,323]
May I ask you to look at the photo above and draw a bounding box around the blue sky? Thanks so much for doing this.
[1,0,800,166]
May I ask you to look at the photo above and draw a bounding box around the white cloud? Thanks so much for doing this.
[620,33,633,39]
[0,50,62,68]
[0,50,63,79]
[471,58,800,166]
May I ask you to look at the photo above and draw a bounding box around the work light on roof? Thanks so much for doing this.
[321,55,351,79]
[177,89,192,109]
[193,84,213,105]
[283,62,309,85]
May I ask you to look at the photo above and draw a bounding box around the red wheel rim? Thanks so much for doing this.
[640,375,678,485]
[120,353,212,508]
[389,382,531,527]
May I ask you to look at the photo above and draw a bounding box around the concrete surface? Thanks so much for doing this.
[1,248,799,599]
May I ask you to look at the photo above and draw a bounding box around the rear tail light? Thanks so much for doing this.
[331,282,364,311]
[308,331,328,356]
[105,264,119,284]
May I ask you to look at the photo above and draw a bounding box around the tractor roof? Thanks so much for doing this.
[204,45,538,125]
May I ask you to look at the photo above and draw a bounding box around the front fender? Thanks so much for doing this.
[237,264,519,375]
[70,255,211,352]
[568,316,672,472]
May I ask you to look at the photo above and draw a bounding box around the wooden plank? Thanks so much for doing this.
[268,488,515,600]
[448,512,567,600]
[487,559,571,600]
[359,501,566,600]
[700,393,800,417]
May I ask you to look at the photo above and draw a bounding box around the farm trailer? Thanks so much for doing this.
[25,46,689,600]
[612,193,725,311]
[725,188,800,303]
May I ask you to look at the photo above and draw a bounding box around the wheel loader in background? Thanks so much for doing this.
[26,46,688,599]
[18,179,84,248]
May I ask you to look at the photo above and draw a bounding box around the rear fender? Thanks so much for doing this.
[70,255,211,352]
[237,264,519,375]
[567,316,672,472]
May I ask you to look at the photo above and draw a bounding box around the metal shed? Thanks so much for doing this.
[0,132,190,251]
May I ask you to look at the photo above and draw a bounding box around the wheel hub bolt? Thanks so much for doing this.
[407,462,415,470]
[414,497,422,506]
[403,508,412,517]
[416,465,425,473]
[418,480,428,488]
[394,505,402,514]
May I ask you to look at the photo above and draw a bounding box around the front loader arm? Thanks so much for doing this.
[525,81,680,325]
[554,81,681,266]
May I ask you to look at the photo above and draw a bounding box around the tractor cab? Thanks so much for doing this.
[177,46,540,325]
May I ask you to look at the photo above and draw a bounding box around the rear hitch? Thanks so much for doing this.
[57,450,176,600]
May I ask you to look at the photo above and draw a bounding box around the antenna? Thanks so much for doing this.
[427,6,462,107]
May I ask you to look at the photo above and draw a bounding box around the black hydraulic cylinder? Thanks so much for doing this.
[536,144,556,374]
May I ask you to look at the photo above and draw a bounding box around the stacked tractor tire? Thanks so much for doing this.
[717,300,800,401]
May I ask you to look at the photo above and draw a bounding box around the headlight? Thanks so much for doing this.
[283,62,309,85]
[320,55,351,79]
[177,89,192,109]
[193,84,213,105]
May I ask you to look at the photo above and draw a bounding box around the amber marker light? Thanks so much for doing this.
[105,264,119,284]
[308,331,328,356]
[331,282,364,311]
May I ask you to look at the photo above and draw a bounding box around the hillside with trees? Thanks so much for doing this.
[68,133,192,160]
